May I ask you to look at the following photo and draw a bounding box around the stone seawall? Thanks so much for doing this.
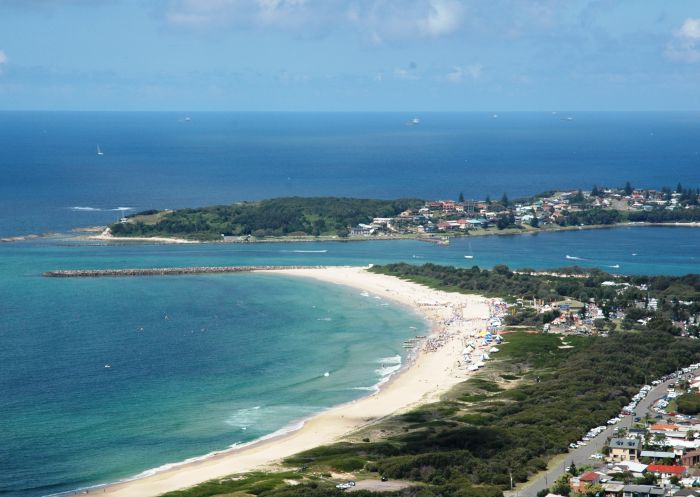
[43,266,329,278]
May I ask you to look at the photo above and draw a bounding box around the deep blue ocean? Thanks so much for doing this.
[1,112,699,237]
[1,113,699,497]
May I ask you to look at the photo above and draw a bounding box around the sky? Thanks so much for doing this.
[0,0,699,111]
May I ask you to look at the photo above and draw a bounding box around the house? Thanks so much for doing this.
[570,471,602,492]
[646,464,687,480]
[609,438,642,462]
[640,450,676,462]
[682,448,700,466]
[649,423,681,432]
[552,299,586,311]
[603,482,625,497]
[611,461,647,477]
[621,484,664,497]
[350,224,374,236]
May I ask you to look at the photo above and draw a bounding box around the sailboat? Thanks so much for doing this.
[96,144,104,156]
[464,240,475,259]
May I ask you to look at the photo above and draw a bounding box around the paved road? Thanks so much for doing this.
[506,377,675,497]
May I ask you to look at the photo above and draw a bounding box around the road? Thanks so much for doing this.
[506,377,674,497]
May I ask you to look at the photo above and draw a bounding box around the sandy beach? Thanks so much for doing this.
[99,266,492,497]
[87,228,199,244]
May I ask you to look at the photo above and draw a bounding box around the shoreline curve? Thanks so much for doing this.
[92,266,492,497]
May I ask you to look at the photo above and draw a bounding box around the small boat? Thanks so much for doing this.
[406,117,420,126]
[323,371,330,377]
[464,255,474,259]
[104,364,111,368]
[96,145,104,156]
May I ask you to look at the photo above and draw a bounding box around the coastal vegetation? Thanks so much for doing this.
[160,331,700,497]
[110,197,424,240]
[370,263,700,335]
[106,185,700,242]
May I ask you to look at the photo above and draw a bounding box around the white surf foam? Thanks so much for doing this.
[377,355,402,365]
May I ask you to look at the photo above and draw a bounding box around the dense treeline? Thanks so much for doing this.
[556,208,622,226]
[111,197,423,240]
[676,392,700,415]
[627,208,700,223]
[370,263,700,302]
[276,332,700,497]
[370,263,700,333]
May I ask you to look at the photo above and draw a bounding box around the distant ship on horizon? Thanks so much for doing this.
[406,117,420,126]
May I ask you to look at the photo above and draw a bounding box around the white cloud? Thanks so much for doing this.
[418,0,464,37]
[445,63,482,83]
[679,18,700,40]
[164,0,312,29]
[163,0,464,41]
[666,18,700,63]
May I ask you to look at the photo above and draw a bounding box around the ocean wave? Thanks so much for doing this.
[71,206,103,211]
[565,255,584,260]
[225,405,262,429]
[375,363,402,377]
[70,206,133,212]
[377,355,402,365]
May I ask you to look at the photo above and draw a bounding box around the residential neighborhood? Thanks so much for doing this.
[348,184,700,238]
[539,364,700,497]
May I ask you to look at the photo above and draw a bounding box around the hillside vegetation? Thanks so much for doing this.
[109,197,423,240]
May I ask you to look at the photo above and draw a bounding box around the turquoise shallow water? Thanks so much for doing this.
[1,227,699,496]
[1,269,422,497]
[2,111,699,496]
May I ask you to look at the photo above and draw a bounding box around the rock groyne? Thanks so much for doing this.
[43,265,329,278]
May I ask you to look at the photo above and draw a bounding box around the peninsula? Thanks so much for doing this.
[99,184,700,243]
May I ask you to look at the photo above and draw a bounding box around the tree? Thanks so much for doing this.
[591,185,600,197]
[551,474,571,496]
[485,194,491,204]
[459,192,465,202]
[568,461,578,476]
[530,216,540,228]
[586,483,604,497]
[677,182,684,194]
[624,181,633,195]
[501,193,509,207]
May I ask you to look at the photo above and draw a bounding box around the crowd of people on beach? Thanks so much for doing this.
[417,296,509,373]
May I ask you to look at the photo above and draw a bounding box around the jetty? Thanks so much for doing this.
[42,265,329,278]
